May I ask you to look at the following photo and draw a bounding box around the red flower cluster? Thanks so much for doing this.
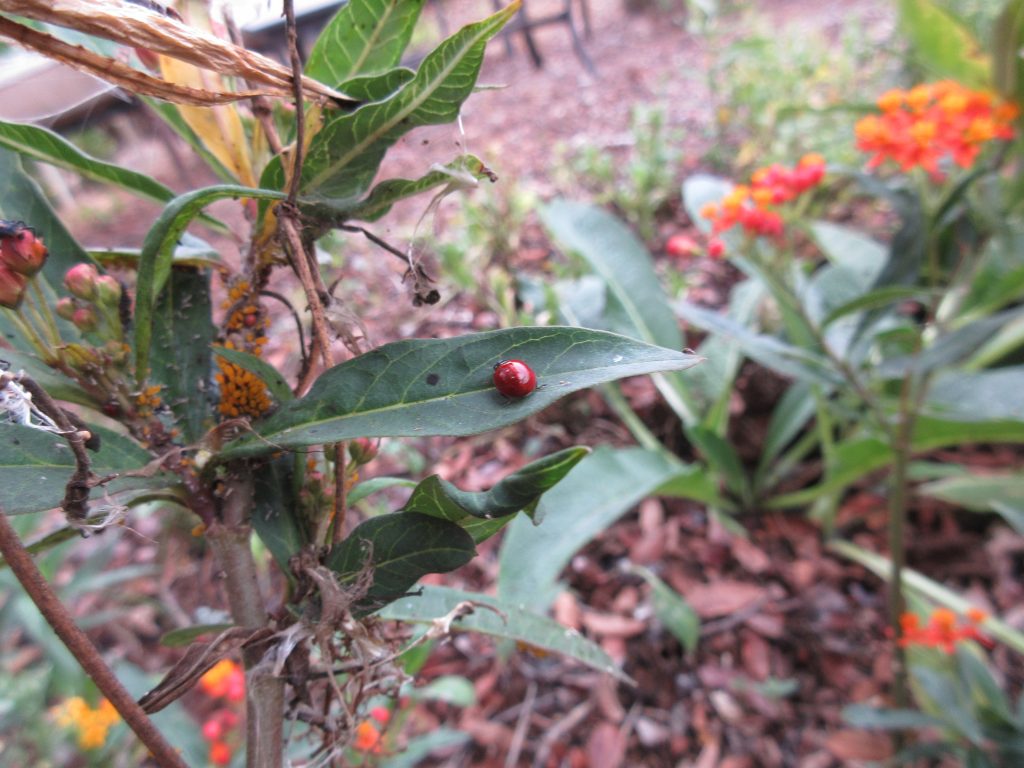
[198,659,245,766]
[855,81,1018,177]
[697,154,826,256]
[899,607,992,653]
[0,221,48,309]
[202,709,241,766]
[353,705,392,754]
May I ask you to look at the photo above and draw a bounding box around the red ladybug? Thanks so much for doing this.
[493,359,537,398]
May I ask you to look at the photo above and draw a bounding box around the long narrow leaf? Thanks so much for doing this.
[829,540,1024,654]
[305,0,424,86]
[299,3,519,206]
[134,185,286,383]
[378,585,631,682]
[0,120,175,204]
[216,327,702,461]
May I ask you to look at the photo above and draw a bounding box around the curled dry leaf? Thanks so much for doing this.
[137,626,273,713]
[0,0,356,106]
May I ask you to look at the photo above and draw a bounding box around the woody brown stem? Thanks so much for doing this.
[206,470,284,768]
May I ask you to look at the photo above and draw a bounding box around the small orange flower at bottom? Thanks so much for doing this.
[50,696,121,750]
[899,607,992,653]
[199,659,246,703]
[353,720,384,753]
[209,740,233,766]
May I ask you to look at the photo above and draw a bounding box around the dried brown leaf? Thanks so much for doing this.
[137,626,273,713]
[0,0,354,105]
[684,580,767,619]
[824,729,892,761]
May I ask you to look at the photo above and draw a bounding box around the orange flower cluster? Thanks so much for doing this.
[199,659,246,703]
[899,607,992,653]
[353,705,392,754]
[855,81,1018,177]
[201,708,241,767]
[698,154,826,256]
[198,659,245,766]
[50,696,120,750]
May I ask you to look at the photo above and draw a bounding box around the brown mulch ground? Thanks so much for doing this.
[33,1,1024,767]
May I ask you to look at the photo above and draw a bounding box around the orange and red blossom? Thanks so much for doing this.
[353,720,384,753]
[199,659,246,702]
[698,154,826,250]
[855,81,1017,178]
[899,607,992,653]
[209,740,232,766]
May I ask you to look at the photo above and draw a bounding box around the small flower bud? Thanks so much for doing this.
[72,307,98,332]
[94,275,122,306]
[0,264,28,308]
[55,297,76,321]
[64,263,100,301]
[0,225,47,277]
[665,234,699,259]
[349,437,379,465]
[201,718,223,742]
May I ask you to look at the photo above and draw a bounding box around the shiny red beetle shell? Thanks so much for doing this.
[492,359,537,398]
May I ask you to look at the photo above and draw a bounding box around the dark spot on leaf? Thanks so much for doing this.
[426,373,440,386]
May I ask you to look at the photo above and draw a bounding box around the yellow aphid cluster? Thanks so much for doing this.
[220,280,269,356]
[134,384,163,417]
[50,696,120,750]
[215,351,273,419]
[216,278,274,419]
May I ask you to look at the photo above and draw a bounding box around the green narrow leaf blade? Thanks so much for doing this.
[251,455,306,572]
[631,565,700,653]
[148,268,215,443]
[897,0,991,88]
[829,539,1024,655]
[540,199,698,423]
[498,446,693,610]
[135,185,286,384]
[378,584,632,682]
[0,120,175,205]
[217,327,702,461]
[340,154,494,222]
[305,0,425,86]
[299,2,519,205]
[0,148,91,283]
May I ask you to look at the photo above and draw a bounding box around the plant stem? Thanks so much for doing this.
[206,470,284,768]
[0,508,187,767]
[887,388,914,711]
